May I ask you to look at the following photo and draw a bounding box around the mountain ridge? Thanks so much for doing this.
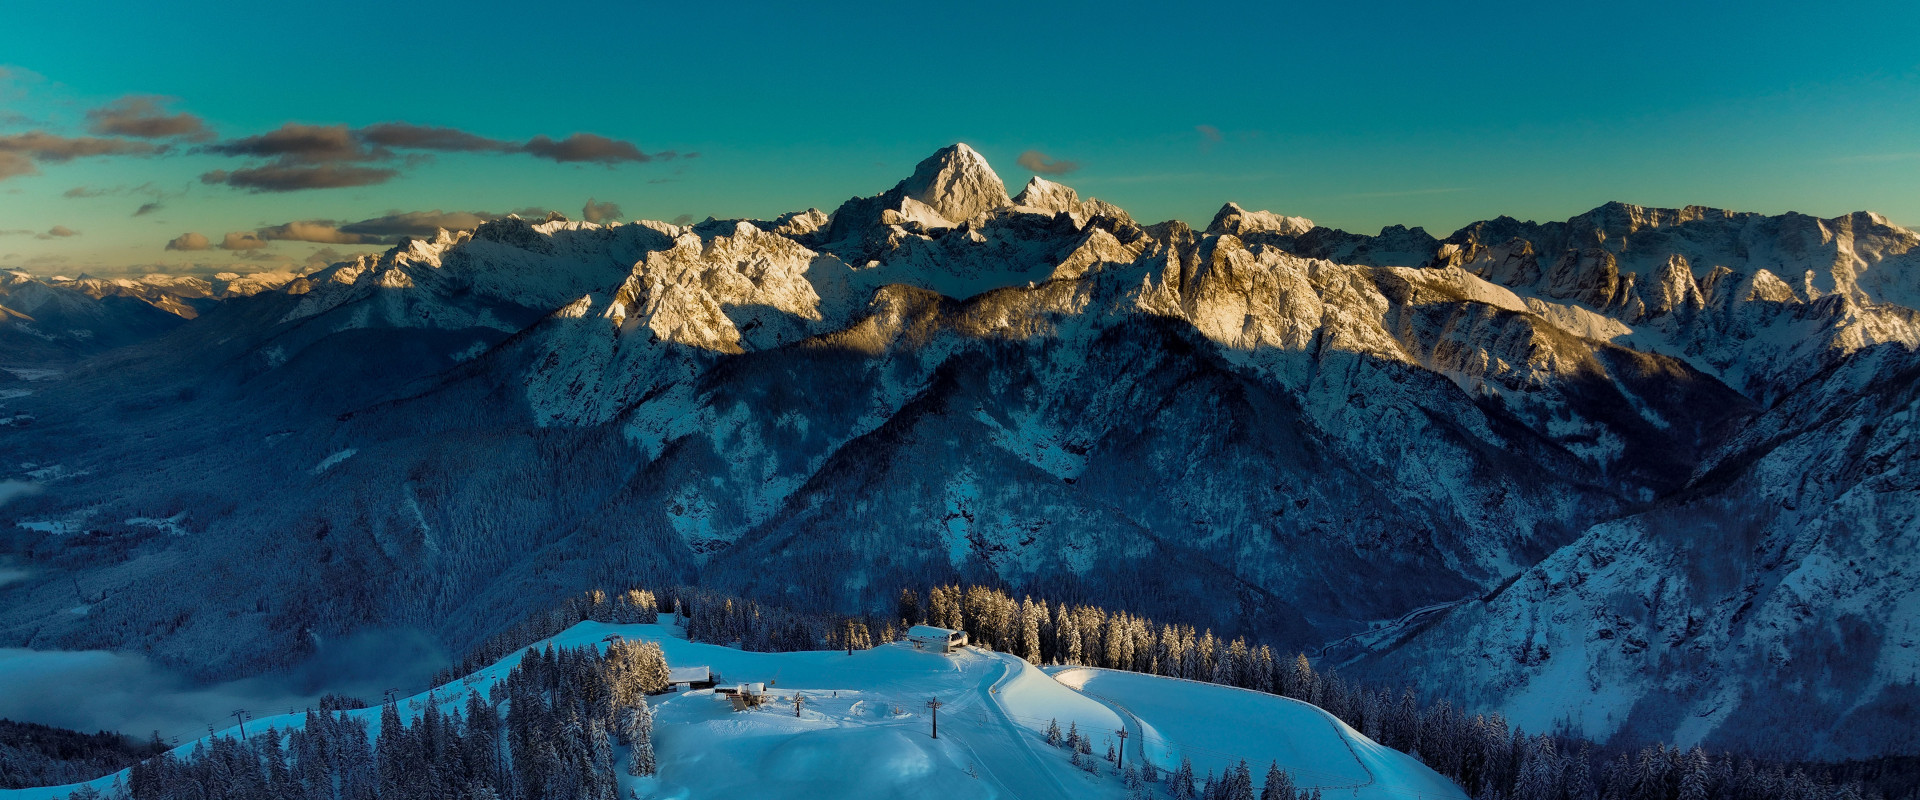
[1,144,1915,761]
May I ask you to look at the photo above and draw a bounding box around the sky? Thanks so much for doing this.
[2,0,1917,276]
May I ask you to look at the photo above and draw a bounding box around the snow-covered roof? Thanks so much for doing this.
[668,666,710,683]
[906,625,962,640]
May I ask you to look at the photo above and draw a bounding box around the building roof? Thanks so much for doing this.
[668,666,711,683]
[906,625,962,639]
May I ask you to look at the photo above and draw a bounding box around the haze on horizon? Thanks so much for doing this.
[2,0,1918,276]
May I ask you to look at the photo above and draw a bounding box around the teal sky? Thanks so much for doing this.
[3,0,1918,275]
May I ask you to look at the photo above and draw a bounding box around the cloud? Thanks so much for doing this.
[254,220,380,245]
[670,214,695,226]
[64,186,105,198]
[133,202,162,216]
[165,232,211,251]
[339,210,500,239]
[0,630,446,739]
[1196,124,1223,143]
[0,480,41,508]
[203,123,370,164]
[85,95,213,141]
[218,232,269,251]
[582,198,623,223]
[0,131,163,163]
[195,122,666,192]
[201,164,401,192]
[305,246,348,266]
[0,152,34,181]
[41,225,78,238]
[255,210,509,245]
[357,122,510,153]
[1016,149,1080,176]
[521,133,654,164]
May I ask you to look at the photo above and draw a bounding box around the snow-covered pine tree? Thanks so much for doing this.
[1678,746,1711,800]
[1047,718,1062,747]
[1066,721,1080,750]
[1261,762,1293,800]
[590,719,618,800]
[626,696,657,777]
[1171,756,1197,800]
[1226,759,1254,800]
[1020,597,1043,664]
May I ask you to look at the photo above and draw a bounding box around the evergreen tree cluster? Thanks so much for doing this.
[97,643,655,800]
[0,720,167,790]
[916,583,1890,800]
[671,587,880,654]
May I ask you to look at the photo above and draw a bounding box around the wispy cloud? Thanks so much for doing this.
[1016,149,1080,176]
[85,95,213,141]
[195,122,674,193]
[582,198,623,223]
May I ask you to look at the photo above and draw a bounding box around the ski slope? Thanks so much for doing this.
[1055,667,1467,800]
[1,620,1464,800]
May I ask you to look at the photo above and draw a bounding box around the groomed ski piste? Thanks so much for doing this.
[2,619,1467,800]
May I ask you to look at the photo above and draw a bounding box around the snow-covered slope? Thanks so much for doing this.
[2,145,1916,761]
[1349,342,1920,759]
[0,620,1465,800]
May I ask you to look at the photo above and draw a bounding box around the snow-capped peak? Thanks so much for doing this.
[1012,176,1080,214]
[898,143,1012,225]
[1206,202,1315,236]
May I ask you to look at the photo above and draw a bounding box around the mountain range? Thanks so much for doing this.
[1,144,1914,761]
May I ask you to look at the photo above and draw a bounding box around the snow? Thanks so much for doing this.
[0,620,1468,800]
[123,513,188,537]
[1054,668,1465,799]
[309,448,357,475]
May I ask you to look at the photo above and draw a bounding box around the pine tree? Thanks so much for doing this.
[1677,747,1710,800]
[1020,598,1044,664]
[1262,762,1294,800]
[1067,721,1081,750]
[626,696,657,777]
[1172,756,1197,800]
[1047,718,1062,747]
[899,588,922,627]
[1226,760,1255,800]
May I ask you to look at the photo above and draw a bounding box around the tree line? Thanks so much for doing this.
[64,640,668,800]
[900,584,1894,800]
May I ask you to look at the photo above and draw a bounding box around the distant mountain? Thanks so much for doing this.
[0,269,298,362]
[1,144,1915,760]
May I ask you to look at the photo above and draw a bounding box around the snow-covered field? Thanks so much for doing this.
[1,620,1464,800]
[1056,667,1466,800]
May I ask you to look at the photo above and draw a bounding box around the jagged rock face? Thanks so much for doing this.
[2,147,1916,761]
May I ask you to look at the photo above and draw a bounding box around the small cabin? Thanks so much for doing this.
[715,682,772,711]
[667,665,716,692]
[906,625,968,654]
